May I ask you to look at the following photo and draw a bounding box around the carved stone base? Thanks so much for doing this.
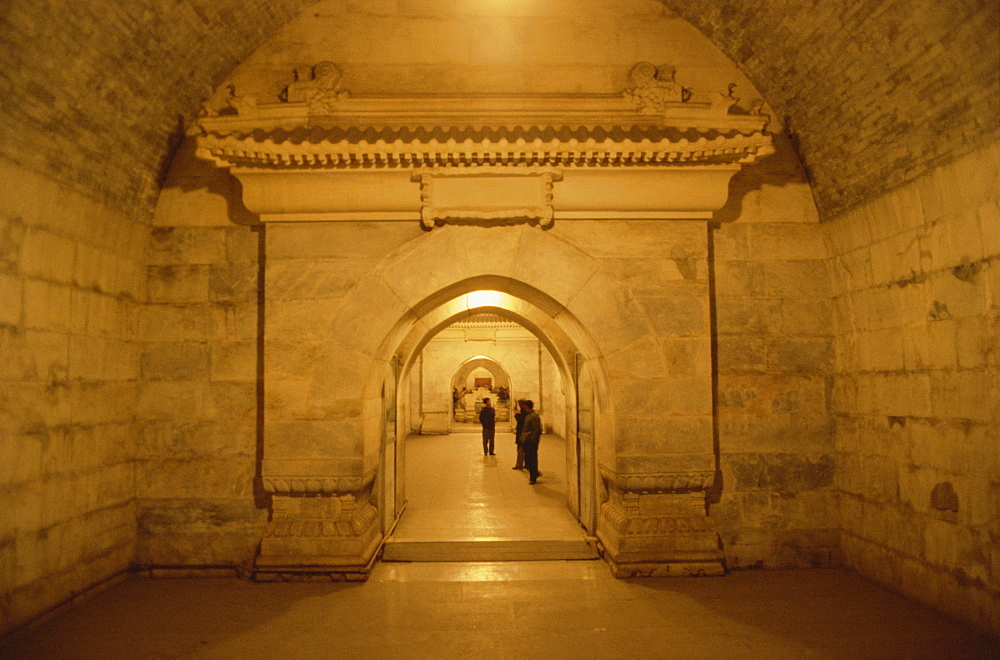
[597,472,725,577]
[256,492,381,579]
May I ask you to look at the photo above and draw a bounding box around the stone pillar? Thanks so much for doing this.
[255,223,385,579]
[592,220,723,576]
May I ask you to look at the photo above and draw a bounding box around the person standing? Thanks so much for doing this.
[512,399,526,470]
[479,397,496,456]
[519,400,542,484]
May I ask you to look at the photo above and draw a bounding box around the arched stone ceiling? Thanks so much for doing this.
[0,0,996,221]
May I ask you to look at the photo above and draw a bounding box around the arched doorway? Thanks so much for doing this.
[450,354,513,425]
[373,280,609,559]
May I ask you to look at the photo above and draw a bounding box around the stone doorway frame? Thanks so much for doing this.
[373,276,611,543]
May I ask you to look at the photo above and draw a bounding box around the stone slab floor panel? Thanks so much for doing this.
[1,563,994,658]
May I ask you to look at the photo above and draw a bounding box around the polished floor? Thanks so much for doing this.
[1,428,995,658]
[384,428,596,560]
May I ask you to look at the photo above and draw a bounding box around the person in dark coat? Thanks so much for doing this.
[479,397,496,455]
[512,399,526,470]
[518,400,542,484]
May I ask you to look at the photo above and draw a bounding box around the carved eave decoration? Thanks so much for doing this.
[196,62,774,227]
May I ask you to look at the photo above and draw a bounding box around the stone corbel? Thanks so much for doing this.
[414,167,561,230]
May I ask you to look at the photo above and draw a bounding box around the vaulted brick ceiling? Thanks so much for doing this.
[0,0,996,221]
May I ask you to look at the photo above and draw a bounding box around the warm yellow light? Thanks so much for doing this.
[466,290,505,309]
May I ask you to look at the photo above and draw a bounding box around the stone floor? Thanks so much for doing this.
[2,563,994,658]
[384,429,596,560]
[1,428,995,657]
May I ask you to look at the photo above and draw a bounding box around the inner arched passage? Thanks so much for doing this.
[449,355,513,425]
[365,277,613,548]
[451,356,511,395]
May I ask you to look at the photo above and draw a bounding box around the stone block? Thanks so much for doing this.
[138,421,255,460]
[19,228,76,283]
[719,412,831,454]
[140,342,209,381]
[616,415,713,455]
[266,222,421,260]
[68,381,137,426]
[211,341,258,381]
[0,433,44,486]
[266,258,373,301]
[669,377,712,416]
[926,269,987,320]
[724,452,835,493]
[660,336,711,378]
[716,333,766,373]
[511,230,600,305]
[602,338,667,380]
[749,223,827,261]
[136,457,256,499]
[978,200,1000,257]
[22,279,71,332]
[211,301,259,342]
[930,370,990,422]
[766,337,833,374]
[553,220,707,260]
[73,243,116,294]
[209,263,258,303]
[140,304,212,342]
[0,328,68,381]
[138,381,205,420]
[778,298,833,336]
[610,377,672,415]
[640,295,706,337]
[566,271,650,356]
[147,265,211,303]
[0,271,23,326]
[763,261,830,298]
[265,419,366,460]
[714,260,765,296]
[716,298,779,334]
[206,381,256,423]
[225,227,259,264]
[147,227,226,266]
[712,223,749,260]
[69,335,139,381]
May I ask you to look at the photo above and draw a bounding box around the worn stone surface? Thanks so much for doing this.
[0,158,143,634]
[826,142,1000,634]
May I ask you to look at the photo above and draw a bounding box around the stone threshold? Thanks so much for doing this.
[381,538,599,562]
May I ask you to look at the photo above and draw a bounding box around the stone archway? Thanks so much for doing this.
[449,355,513,424]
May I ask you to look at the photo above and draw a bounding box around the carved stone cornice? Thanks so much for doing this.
[263,469,376,496]
[195,62,773,224]
[600,465,715,494]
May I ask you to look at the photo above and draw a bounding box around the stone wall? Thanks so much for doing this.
[135,140,265,569]
[709,140,838,570]
[0,157,146,633]
[826,141,1000,634]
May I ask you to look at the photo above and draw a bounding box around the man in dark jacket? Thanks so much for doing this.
[479,397,496,455]
[518,400,542,484]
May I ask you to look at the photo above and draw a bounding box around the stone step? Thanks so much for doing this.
[381,538,599,562]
